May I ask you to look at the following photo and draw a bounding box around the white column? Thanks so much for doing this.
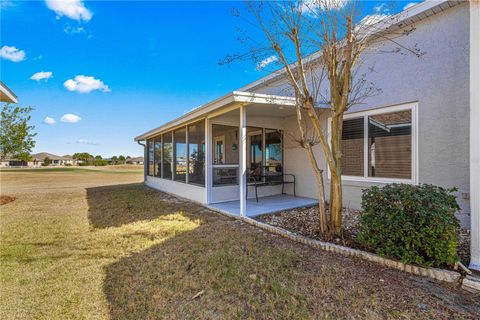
[143,141,148,182]
[185,127,189,184]
[469,0,480,271]
[239,105,247,217]
[205,118,212,204]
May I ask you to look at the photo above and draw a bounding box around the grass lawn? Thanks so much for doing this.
[0,168,479,319]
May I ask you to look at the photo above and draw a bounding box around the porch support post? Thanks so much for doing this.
[143,141,147,183]
[469,0,480,271]
[239,105,247,217]
[205,117,212,204]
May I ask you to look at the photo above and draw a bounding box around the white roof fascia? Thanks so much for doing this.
[134,91,296,141]
[0,82,18,104]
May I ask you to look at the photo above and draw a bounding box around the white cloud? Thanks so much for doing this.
[30,71,53,82]
[60,113,82,123]
[359,2,391,27]
[403,2,417,10]
[45,0,92,22]
[360,13,390,26]
[1,0,15,9]
[43,116,56,125]
[301,0,347,14]
[256,55,278,70]
[0,45,26,62]
[63,75,111,93]
[76,139,97,145]
[64,25,86,34]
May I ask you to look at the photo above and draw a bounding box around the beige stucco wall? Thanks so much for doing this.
[252,3,471,226]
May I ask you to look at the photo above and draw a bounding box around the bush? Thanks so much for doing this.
[92,160,108,166]
[357,184,460,267]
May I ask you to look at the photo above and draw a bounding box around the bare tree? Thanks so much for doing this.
[223,0,422,236]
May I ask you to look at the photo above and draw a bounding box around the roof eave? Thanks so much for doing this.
[0,81,18,104]
[134,91,296,141]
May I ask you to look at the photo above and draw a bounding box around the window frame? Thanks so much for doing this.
[147,138,154,177]
[327,102,418,184]
[187,120,206,187]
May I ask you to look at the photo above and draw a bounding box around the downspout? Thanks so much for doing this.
[137,140,147,183]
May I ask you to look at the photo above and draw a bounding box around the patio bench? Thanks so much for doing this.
[246,166,296,202]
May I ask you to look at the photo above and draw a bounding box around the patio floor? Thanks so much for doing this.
[208,194,318,217]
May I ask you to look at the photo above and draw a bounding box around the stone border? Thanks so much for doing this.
[207,203,479,291]
[241,217,461,283]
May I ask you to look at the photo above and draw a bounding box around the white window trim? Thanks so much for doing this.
[327,102,419,184]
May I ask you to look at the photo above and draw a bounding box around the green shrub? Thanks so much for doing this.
[92,160,108,166]
[357,184,460,267]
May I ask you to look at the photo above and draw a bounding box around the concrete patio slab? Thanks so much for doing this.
[208,194,318,217]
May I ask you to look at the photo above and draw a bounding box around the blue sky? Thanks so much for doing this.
[1,0,419,158]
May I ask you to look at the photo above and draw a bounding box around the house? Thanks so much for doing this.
[0,154,37,168]
[31,152,78,166]
[135,1,480,271]
[62,155,79,166]
[127,156,144,165]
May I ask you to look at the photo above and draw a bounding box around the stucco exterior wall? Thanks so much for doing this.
[146,175,206,204]
[256,3,471,226]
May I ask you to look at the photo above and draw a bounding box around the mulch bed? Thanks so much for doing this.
[0,195,16,205]
[256,206,471,266]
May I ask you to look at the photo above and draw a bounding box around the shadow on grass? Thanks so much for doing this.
[87,184,480,319]
[86,183,307,318]
[103,214,308,319]
[86,183,207,229]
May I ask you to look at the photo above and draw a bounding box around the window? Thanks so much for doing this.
[368,110,412,179]
[213,168,238,186]
[154,136,162,177]
[214,136,225,164]
[332,104,416,182]
[212,124,238,165]
[163,132,173,179]
[248,127,262,170]
[341,118,364,177]
[188,121,205,186]
[174,128,187,182]
[265,129,283,173]
[147,138,154,176]
[212,124,239,186]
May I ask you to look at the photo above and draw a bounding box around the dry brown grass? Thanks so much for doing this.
[0,168,479,319]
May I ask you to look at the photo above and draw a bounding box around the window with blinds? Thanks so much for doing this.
[341,118,364,177]
[368,110,412,179]
[339,106,414,181]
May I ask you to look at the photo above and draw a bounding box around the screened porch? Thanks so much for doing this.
[140,91,318,217]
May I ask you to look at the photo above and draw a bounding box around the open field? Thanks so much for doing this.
[0,168,479,319]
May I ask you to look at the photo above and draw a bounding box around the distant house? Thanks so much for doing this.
[62,155,79,166]
[134,1,480,271]
[0,154,37,168]
[127,156,144,165]
[31,152,78,166]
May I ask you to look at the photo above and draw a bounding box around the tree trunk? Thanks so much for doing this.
[305,147,328,233]
[329,171,343,235]
[329,114,344,236]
